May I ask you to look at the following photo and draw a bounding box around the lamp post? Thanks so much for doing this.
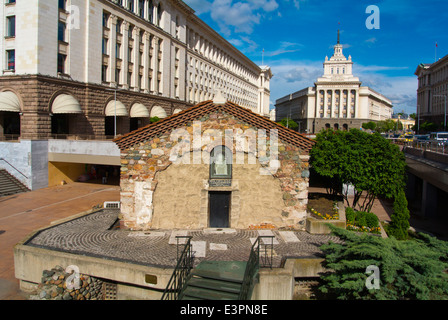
[433,94,447,131]
[105,85,123,138]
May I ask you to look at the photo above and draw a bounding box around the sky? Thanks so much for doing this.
[183,0,448,115]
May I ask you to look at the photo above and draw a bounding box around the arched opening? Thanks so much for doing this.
[0,91,21,139]
[50,93,82,137]
[104,99,128,137]
[130,103,150,131]
[343,124,348,131]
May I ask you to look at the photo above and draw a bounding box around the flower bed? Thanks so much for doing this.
[345,207,381,234]
[307,193,342,220]
[306,193,346,234]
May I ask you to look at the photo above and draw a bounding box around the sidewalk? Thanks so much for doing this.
[0,182,120,299]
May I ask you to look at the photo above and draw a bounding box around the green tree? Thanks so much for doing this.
[388,189,410,240]
[310,129,406,212]
[362,121,376,131]
[375,119,395,133]
[319,225,448,300]
[278,118,298,130]
[150,116,160,123]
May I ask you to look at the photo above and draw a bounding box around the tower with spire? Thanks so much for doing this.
[320,29,357,82]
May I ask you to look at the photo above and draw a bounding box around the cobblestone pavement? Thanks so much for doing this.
[26,209,342,268]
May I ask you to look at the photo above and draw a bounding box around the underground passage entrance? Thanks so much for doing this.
[208,191,231,228]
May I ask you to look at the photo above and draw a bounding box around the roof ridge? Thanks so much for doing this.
[114,100,315,153]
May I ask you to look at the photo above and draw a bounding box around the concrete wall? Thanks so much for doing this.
[0,140,48,190]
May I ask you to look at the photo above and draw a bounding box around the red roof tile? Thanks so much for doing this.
[113,100,315,153]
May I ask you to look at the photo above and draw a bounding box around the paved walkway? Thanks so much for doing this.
[25,208,341,269]
[2,183,447,300]
[0,182,120,299]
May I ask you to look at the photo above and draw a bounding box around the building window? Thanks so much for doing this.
[102,12,110,28]
[128,0,134,12]
[116,19,122,34]
[58,21,66,42]
[58,0,66,10]
[57,53,66,73]
[6,50,15,70]
[139,0,145,18]
[116,43,121,59]
[210,146,232,180]
[6,16,15,37]
[102,65,108,82]
[102,38,108,55]
[115,68,121,84]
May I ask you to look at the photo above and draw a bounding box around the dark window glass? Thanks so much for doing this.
[57,53,66,73]
[7,16,15,37]
[7,50,15,70]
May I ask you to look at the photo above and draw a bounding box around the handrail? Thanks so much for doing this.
[239,235,274,300]
[161,236,194,300]
[0,158,29,179]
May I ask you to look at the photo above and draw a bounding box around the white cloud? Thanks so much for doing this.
[185,0,279,35]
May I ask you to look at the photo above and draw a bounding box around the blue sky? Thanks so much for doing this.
[183,0,448,115]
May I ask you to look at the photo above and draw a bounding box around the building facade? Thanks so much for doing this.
[415,53,448,131]
[114,98,314,231]
[275,31,393,133]
[0,0,271,190]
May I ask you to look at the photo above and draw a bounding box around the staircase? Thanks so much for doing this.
[179,261,248,300]
[162,236,274,301]
[0,169,29,197]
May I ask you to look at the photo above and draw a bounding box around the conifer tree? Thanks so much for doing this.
[388,189,410,240]
[318,225,448,300]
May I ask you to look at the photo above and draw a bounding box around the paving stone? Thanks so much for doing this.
[26,209,343,268]
[209,243,227,250]
[279,231,300,243]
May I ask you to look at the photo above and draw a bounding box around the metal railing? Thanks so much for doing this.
[0,158,29,179]
[239,236,274,300]
[161,236,194,300]
[405,140,448,155]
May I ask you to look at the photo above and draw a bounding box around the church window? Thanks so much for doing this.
[210,146,232,179]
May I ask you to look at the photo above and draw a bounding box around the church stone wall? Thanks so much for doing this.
[119,110,310,230]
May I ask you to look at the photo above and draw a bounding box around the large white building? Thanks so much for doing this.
[275,30,393,133]
[415,53,448,131]
[0,0,271,191]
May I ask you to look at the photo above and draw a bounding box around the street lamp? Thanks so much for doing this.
[433,94,447,131]
[105,85,125,137]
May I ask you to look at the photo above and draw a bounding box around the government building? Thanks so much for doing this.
[275,31,393,133]
[415,53,448,130]
[0,0,272,191]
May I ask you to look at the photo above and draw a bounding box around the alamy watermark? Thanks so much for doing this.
[65,265,81,290]
[167,121,280,175]
[365,265,380,290]
[365,5,380,30]
[66,5,81,30]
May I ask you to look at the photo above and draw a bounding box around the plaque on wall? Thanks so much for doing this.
[209,179,232,187]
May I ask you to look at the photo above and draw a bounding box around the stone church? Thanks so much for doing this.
[113,95,315,231]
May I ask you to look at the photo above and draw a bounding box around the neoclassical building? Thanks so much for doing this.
[275,31,393,133]
[415,53,448,130]
[0,0,271,190]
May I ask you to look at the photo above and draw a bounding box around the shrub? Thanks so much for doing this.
[345,208,380,234]
[319,225,448,300]
[388,189,410,240]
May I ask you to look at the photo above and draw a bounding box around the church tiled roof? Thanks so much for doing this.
[113,100,315,153]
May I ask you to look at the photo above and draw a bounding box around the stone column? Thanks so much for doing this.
[142,31,151,93]
[132,27,141,91]
[323,90,328,118]
[152,36,160,94]
[354,89,359,119]
[108,15,118,86]
[331,89,335,118]
[121,21,130,89]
